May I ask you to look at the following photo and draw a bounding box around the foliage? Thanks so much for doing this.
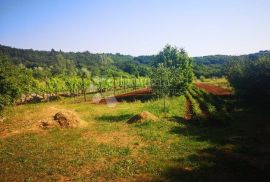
[226,56,270,101]
[150,63,171,97]
[193,51,270,78]
[150,45,193,97]
[0,56,35,110]
[0,44,149,77]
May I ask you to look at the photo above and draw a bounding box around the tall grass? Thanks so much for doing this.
[185,91,204,120]
[143,95,186,118]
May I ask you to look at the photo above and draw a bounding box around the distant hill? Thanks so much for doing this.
[0,44,150,77]
[1,44,269,78]
[193,51,270,77]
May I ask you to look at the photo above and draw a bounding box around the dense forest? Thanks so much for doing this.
[1,44,270,78]
[0,44,151,78]
[193,51,270,77]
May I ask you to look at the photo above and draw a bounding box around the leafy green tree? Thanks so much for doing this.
[152,45,193,96]
[150,63,172,115]
[150,45,193,115]
[51,54,77,76]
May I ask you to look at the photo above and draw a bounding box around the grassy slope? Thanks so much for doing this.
[0,93,270,181]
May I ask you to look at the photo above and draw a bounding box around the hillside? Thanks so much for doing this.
[1,44,270,78]
[0,44,150,77]
[193,51,270,77]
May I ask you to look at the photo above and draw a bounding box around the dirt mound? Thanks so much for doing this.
[39,110,84,129]
[53,111,80,128]
[127,111,158,124]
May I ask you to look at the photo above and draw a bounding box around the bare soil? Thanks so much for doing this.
[99,88,153,104]
[184,97,192,120]
[195,83,232,96]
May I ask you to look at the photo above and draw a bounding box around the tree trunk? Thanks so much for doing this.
[163,94,166,118]
[82,77,86,102]
[124,79,126,93]
[113,77,116,96]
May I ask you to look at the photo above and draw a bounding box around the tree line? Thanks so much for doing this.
[0,54,150,110]
[226,55,270,103]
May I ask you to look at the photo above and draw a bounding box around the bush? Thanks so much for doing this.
[226,56,270,102]
[199,76,205,82]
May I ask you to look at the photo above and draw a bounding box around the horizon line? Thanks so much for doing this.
[1,43,269,58]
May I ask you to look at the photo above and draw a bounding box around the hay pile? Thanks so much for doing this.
[39,111,81,129]
[53,111,80,128]
[127,111,158,124]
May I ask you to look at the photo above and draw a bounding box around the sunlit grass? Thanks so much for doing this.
[1,93,266,181]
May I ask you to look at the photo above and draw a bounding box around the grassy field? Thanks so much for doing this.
[1,89,270,181]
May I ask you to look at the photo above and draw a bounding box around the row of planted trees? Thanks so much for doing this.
[21,75,150,103]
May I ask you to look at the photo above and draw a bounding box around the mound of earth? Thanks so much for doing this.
[39,111,83,129]
[127,111,158,124]
[53,111,80,128]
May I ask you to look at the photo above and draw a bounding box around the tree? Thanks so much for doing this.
[150,45,194,115]
[0,55,35,110]
[150,63,171,115]
[51,54,77,76]
[151,45,193,96]
[78,67,91,101]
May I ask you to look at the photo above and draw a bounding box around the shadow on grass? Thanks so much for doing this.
[165,116,186,123]
[95,114,133,122]
[162,146,270,182]
[160,105,270,182]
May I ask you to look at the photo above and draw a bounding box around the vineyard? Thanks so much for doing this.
[18,76,151,104]
[185,83,232,125]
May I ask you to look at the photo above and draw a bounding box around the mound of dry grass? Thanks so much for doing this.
[39,110,87,129]
[127,111,158,124]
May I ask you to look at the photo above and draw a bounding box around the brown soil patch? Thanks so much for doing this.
[127,111,158,124]
[99,88,153,104]
[195,83,232,96]
[184,97,192,120]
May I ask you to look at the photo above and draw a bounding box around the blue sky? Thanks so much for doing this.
[0,0,270,56]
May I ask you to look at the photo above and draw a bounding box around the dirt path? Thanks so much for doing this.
[184,97,192,120]
[195,82,232,96]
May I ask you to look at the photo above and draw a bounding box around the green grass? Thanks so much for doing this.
[189,87,217,113]
[1,94,270,181]
[186,91,204,120]
[188,86,232,125]
[143,95,186,118]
